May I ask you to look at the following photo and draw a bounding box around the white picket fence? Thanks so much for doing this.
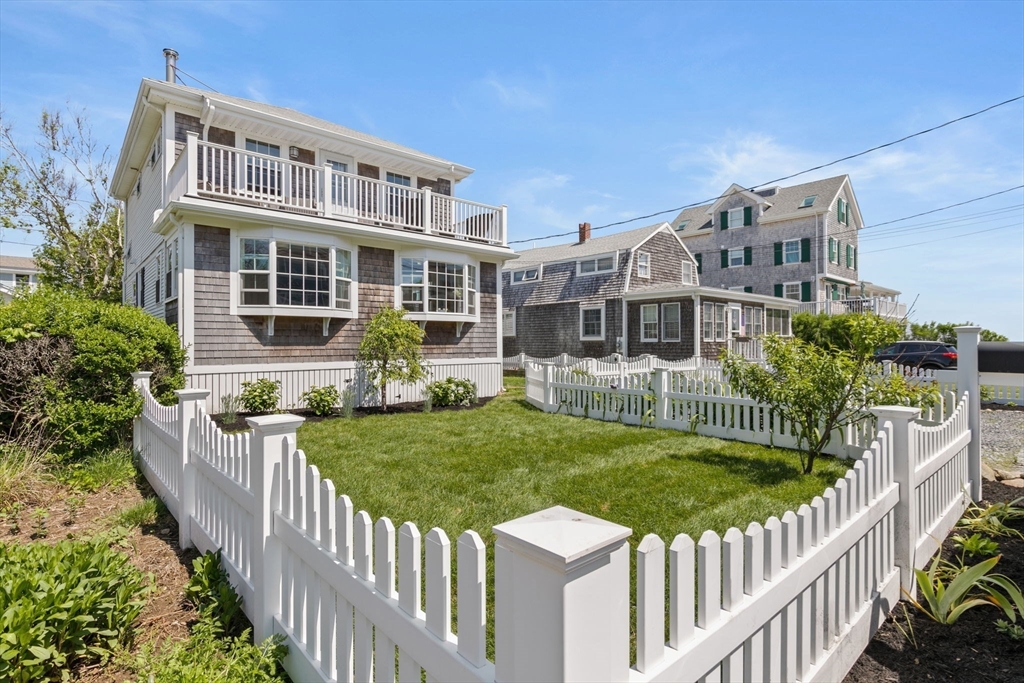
[130,327,984,683]
[504,352,727,381]
[890,363,1023,404]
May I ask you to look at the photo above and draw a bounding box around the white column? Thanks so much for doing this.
[422,186,432,233]
[955,326,982,502]
[871,405,921,597]
[500,204,508,245]
[247,413,305,643]
[493,506,632,682]
[186,131,199,196]
[175,388,210,550]
[322,163,334,219]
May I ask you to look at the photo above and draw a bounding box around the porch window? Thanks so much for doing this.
[766,308,791,336]
[244,139,281,196]
[637,252,650,278]
[580,305,604,340]
[743,306,764,336]
[702,302,727,342]
[335,248,353,310]
[662,303,681,341]
[641,304,658,342]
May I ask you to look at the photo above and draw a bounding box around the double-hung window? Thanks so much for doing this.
[401,258,425,311]
[783,282,801,301]
[164,240,179,300]
[728,247,745,268]
[681,260,695,285]
[503,309,516,337]
[244,139,281,196]
[512,268,539,283]
[637,252,650,278]
[335,248,353,310]
[702,302,714,341]
[467,264,477,316]
[641,304,658,342]
[578,255,615,275]
[702,302,727,341]
[714,304,727,341]
[580,305,604,340]
[728,207,745,228]
[742,306,764,336]
[784,239,800,264]
[662,303,680,341]
[837,198,848,225]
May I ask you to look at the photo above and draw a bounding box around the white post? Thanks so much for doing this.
[871,405,921,597]
[186,131,199,196]
[500,204,508,245]
[422,186,432,233]
[651,367,669,429]
[493,506,632,682]
[322,163,334,219]
[955,326,982,502]
[542,362,555,413]
[175,388,210,550]
[131,371,153,451]
[247,414,305,643]
[560,352,569,366]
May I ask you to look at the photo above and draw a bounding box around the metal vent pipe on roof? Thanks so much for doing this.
[163,48,179,83]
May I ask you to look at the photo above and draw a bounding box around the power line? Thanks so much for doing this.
[508,97,1024,246]
[860,223,1023,254]
[859,185,1024,230]
[857,205,1023,240]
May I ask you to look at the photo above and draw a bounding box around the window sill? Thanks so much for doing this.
[163,296,179,304]
[402,311,479,323]
[236,306,356,319]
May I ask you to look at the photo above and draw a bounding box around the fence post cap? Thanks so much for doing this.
[175,388,211,401]
[493,505,631,572]
[131,371,153,380]
[953,325,982,333]
[870,405,922,420]
[246,413,305,434]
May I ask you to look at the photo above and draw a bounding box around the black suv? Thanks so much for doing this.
[874,341,958,369]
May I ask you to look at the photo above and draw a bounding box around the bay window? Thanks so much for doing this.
[400,257,478,317]
[240,238,270,305]
[276,243,330,307]
[237,237,356,312]
[401,258,425,311]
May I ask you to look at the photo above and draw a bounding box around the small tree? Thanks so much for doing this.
[723,315,936,474]
[357,308,428,411]
[793,312,906,352]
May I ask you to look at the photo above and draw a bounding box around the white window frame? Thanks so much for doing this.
[728,286,746,292]
[661,302,681,342]
[502,309,516,337]
[714,303,727,342]
[783,282,801,301]
[766,308,792,336]
[742,306,764,337]
[702,302,714,342]
[727,207,745,228]
[637,252,650,278]
[394,251,480,322]
[640,304,658,342]
[681,260,695,285]
[511,266,541,284]
[335,247,354,311]
[784,239,801,265]
[580,304,606,341]
[800,195,816,208]
[577,252,617,277]
[729,305,742,337]
[728,247,745,268]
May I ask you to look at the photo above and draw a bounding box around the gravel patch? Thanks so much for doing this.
[980,408,1024,469]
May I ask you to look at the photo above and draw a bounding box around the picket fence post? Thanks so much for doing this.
[652,367,669,428]
[247,414,305,643]
[542,362,555,412]
[175,388,210,550]
[493,506,632,682]
[955,326,982,502]
[131,371,152,449]
[871,405,921,597]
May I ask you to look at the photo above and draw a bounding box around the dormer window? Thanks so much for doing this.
[512,268,539,283]
[577,254,615,276]
[800,195,817,208]
[721,206,752,229]
[676,220,690,231]
[637,252,650,278]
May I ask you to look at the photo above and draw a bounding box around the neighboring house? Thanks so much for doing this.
[671,175,906,319]
[0,255,40,303]
[111,50,513,409]
[502,222,798,360]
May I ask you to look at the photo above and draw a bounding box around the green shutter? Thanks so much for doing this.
[853,247,857,270]
[720,249,729,268]
[828,237,836,263]
[847,244,853,267]
[743,206,752,226]
[695,253,702,274]
[838,241,843,265]
[774,284,783,298]
[744,286,753,294]
[744,246,752,266]
[774,242,783,266]
[800,237,811,262]
[801,281,812,302]
[720,211,729,230]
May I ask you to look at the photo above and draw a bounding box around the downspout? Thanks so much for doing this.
[693,293,701,359]
[621,249,632,358]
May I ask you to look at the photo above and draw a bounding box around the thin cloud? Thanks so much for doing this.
[482,75,548,110]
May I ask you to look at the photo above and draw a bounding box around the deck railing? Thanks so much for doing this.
[795,297,907,319]
[176,133,506,246]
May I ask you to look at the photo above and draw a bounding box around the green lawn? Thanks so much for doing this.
[297,375,848,553]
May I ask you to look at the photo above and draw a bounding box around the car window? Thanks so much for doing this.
[879,345,898,355]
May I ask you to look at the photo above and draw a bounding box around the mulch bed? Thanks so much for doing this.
[211,396,495,432]
[845,480,1024,682]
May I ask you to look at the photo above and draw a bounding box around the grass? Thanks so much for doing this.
[60,447,138,492]
[113,496,166,529]
[0,444,53,507]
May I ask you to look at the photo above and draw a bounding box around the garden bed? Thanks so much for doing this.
[846,480,1024,683]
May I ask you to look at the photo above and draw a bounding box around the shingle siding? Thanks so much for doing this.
[628,230,697,292]
[503,299,621,358]
[626,298,695,359]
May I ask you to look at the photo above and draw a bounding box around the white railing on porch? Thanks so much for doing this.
[173,133,507,246]
[130,328,984,683]
[795,297,907,319]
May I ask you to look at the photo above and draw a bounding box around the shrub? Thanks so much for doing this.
[240,379,280,414]
[220,393,241,423]
[300,385,340,417]
[426,377,477,407]
[185,551,245,636]
[0,288,187,460]
[0,538,150,682]
[792,312,905,353]
[340,386,356,418]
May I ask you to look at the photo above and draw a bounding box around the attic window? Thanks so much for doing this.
[512,268,539,283]
[676,220,690,231]
[800,196,817,208]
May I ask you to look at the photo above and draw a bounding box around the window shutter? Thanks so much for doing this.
[695,253,702,274]
[774,242,783,266]
[720,211,729,230]
[828,238,836,263]
[744,246,752,266]
[743,206,752,226]
[720,249,729,268]
[800,237,811,262]
[744,286,753,294]
[801,281,812,302]
[774,284,783,298]
[853,247,857,270]
[847,244,853,267]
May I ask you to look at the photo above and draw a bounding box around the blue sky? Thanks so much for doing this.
[2,1,1022,337]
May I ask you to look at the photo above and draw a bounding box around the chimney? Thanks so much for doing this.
[578,222,591,243]
[163,48,179,83]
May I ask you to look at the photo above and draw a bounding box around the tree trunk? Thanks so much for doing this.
[803,451,817,474]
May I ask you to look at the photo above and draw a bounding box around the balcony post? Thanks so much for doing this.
[422,186,432,233]
[322,163,333,219]
[186,131,199,196]
[501,204,509,245]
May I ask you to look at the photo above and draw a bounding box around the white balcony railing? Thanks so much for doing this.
[795,297,907,319]
[176,133,507,246]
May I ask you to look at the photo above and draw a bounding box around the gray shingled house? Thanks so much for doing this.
[670,175,905,318]
[110,51,514,410]
[502,222,798,360]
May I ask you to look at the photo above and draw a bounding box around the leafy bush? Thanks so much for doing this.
[910,321,1008,343]
[357,307,428,411]
[0,538,150,682]
[300,385,340,417]
[952,533,1000,560]
[426,377,477,407]
[0,288,187,459]
[792,312,905,353]
[908,554,1024,625]
[185,551,245,636]
[240,379,280,414]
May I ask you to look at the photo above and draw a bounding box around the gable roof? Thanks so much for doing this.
[508,222,669,269]
[671,175,851,237]
[0,255,38,271]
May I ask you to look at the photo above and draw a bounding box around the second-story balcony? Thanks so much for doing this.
[795,297,907,320]
[168,133,507,246]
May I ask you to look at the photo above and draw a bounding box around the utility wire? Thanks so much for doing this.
[507,97,1024,246]
[860,223,1023,254]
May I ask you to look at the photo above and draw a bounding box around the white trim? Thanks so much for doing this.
[579,303,606,341]
[727,246,745,268]
[783,238,801,265]
[661,302,681,342]
[640,303,658,343]
[576,252,618,277]
[727,207,746,230]
[622,285,799,308]
[705,183,772,218]
[393,249,481,323]
[681,260,695,285]
[510,265,542,284]
[502,308,516,337]
[783,281,802,302]
[186,356,501,375]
